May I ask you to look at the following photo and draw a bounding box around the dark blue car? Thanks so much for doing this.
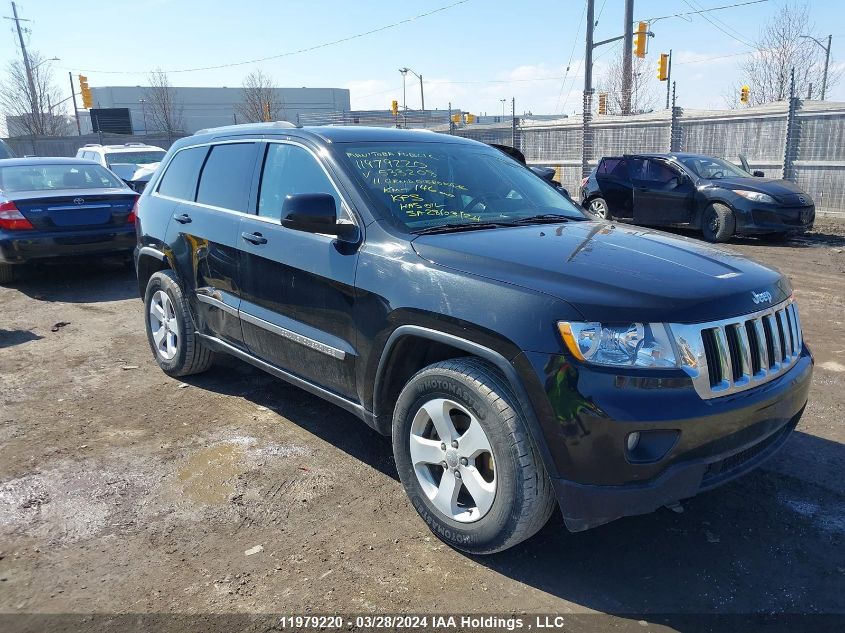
[0,158,138,282]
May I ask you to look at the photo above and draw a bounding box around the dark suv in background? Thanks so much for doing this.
[135,123,812,553]
[581,153,815,242]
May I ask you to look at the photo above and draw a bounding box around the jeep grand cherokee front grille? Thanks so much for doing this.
[671,298,803,400]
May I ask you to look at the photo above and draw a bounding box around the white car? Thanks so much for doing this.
[75,143,166,192]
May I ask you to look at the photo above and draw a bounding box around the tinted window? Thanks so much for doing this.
[105,151,166,166]
[196,143,256,211]
[597,158,628,178]
[630,158,677,184]
[157,146,208,201]
[0,163,124,192]
[257,143,341,221]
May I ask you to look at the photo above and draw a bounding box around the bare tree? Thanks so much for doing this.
[0,52,72,136]
[739,2,840,105]
[236,70,285,123]
[144,69,184,137]
[596,54,658,115]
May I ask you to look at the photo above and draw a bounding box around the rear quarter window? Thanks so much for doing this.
[157,146,209,201]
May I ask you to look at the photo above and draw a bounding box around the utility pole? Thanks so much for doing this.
[9,1,39,132]
[621,0,634,115]
[419,74,424,112]
[511,97,516,147]
[822,34,832,100]
[665,49,673,110]
[68,71,81,135]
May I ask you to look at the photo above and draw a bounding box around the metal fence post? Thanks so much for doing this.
[581,90,594,178]
[669,81,682,152]
[783,68,800,182]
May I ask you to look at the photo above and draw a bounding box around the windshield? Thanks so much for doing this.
[679,156,752,179]
[0,163,125,192]
[338,141,585,232]
[105,151,165,166]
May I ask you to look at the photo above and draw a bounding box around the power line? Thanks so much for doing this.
[63,0,471,75]
[554,0,588,114]
[680,0,755,48]
[640,0,769,25]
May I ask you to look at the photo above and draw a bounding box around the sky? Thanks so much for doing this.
[1,0,844,123]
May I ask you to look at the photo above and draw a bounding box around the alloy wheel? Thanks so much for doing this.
[409,398,497,523]
[149,289,179,361]
[589,199,609,218]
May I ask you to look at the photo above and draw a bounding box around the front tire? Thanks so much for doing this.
[392,358,555,554]
[587,197,611,220]
[143,270,214,377]
[702,202,735,242]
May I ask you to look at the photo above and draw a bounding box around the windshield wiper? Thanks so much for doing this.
[411,221,516,235]
[511,213,579,225]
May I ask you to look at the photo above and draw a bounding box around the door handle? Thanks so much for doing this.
[241,231,268,245]
[174,213,192,224]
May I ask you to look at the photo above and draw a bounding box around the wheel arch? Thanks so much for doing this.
[371,325,559,480]
[136,246,170,298]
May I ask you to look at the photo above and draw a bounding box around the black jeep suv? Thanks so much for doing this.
[135,123,813,554]
[581,153,815,242]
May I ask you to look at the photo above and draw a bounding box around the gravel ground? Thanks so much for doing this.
[1,221,844,630]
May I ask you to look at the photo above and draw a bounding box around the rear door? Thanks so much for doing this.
[160,142,260,350]
[630,156,694,225]
[594,157,633,218]
[236,141,360,399]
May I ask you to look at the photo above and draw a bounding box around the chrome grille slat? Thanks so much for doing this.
[670,298,804,400]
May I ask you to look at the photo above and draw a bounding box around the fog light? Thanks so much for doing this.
[626,432,641,451]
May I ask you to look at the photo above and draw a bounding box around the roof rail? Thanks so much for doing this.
[194,120,300,135]
[83,143,102,147]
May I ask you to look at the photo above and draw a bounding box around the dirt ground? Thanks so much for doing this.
[1,219,844,630]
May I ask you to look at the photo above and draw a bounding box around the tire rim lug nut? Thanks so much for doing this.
[451,440,459,449]
[440,461,447,468]
[460,457,468,466]
[440,443,446,451]
[454,471,461,479]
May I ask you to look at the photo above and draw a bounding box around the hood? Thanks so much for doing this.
[705,176,808,202]
[109,162,160,183]
[411,221,790,324]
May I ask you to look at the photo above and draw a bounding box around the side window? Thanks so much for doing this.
[597,158,628,178]
[196,143,257,211]
[631,158,676,184]
[257,144,343,222]
[157,146,208,201]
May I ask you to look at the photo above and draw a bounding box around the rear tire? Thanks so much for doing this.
[702,202,735,242]
[587,197,612,220]
[392,357,556,554]
[144,270,214,377]
[0,263,19,284]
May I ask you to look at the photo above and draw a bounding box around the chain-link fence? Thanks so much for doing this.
[4,100,845,215]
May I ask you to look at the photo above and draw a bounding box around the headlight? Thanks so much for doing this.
[734,190,776,204]
[558,321,678,369]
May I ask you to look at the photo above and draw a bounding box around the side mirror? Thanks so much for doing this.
[753,170,765,177]
[281,193,356,240]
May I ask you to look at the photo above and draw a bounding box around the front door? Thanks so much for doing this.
[630,157,694,225]
[237,141,360,399]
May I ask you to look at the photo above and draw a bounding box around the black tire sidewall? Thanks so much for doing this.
[143,271,191,376]
[702,203,734,242]
[392,367,524,553]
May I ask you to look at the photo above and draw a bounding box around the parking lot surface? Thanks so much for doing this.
[1,221,844,625]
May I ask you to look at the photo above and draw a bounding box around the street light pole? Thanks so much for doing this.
[800,34,833,100]
[139,99,147,135]
[500,98,506,119]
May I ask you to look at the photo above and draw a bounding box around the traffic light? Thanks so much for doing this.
[78,75,93,109]
[391,100,398,116]
[634,21,648,58]
[657,53,669,81]
[740,85,750,104]
[598,92,608,115]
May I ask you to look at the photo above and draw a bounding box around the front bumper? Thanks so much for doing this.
[0,225,136,264]
[734,201,815,235]
[517,347,813,531]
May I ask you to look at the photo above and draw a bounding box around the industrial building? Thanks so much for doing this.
[82,86,351,134]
